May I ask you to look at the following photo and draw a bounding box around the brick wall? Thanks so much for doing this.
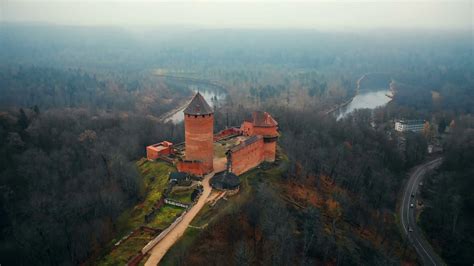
[230,137,265,175]
[177,160,205,176]
[214,127,242,141]
[184,114,214,173]
[252,125,278,137]
[146,142,174,160]
[263,140,277,162]
[241,121,254,136]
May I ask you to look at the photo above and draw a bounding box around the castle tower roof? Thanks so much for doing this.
[252,111,278,127]
[183,92,214,115]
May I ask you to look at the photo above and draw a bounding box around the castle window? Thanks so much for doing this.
[202,115,205,118]
[194,115,197,118]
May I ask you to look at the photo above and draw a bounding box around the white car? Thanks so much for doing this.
[410,203,414,208]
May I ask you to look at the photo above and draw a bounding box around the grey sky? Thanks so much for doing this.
[1,0,472,30]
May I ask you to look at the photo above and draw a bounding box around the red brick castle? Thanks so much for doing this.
[146,92,278,177]
[182,93,215,174]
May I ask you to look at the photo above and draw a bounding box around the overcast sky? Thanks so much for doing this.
[1,0,472,30]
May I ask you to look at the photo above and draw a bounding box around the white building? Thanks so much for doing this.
[395,119,425,133]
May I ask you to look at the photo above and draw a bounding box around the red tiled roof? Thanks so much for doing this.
[252,111,278,127]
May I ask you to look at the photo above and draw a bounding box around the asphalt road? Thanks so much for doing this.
[400,157,444,266]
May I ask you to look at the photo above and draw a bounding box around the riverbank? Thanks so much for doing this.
[155,74,228,123]
[158,94,194,122]
[327,73,395,118]
[325,72,370,116]
[153,73,228,93]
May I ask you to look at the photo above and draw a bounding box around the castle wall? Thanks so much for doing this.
[146,147,161,160]
[184,114,214,174]
[230,137,265,176]
[241,121,254,136]
[214,127,242,142]
[263,140,277,162]
[146,142,174,160]
[252,126,278,137]
[242,122,278,163]
[177,160,205,176]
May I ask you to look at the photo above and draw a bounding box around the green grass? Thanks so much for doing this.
[189,204,214,228]
[147,205,184,229]
[167,188,194,204]
[99,230,155,266]
[97,158,176,265]
[214,142,227,158]
[102,148,288,266]
[115,159,174,231]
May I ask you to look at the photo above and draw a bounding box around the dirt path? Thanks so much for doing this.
[144,173,213,266]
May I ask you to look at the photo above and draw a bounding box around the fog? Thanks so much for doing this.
[1,0,472,30]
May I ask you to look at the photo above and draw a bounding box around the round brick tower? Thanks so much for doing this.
[248,111,279,162]
[183,92,214,174]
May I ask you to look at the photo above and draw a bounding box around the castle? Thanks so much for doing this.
[146,92,278,177]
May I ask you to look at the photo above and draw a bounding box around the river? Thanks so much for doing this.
[336,89,392,120]
[165,88,226,123]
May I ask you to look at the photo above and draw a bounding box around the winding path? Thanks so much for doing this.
[144,173,213,266]
[400,157,444,266]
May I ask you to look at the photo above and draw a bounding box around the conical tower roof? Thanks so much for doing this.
[183,92,214,115]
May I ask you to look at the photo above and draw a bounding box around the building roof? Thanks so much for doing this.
[229,135,263,153]
[147,141,173,151]
[397,119,425,125]
[252,111,278,127]
[210,171,240,190]
[183,92,214,115]
[169,172,188,181]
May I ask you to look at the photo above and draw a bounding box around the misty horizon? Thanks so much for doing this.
[1,1,472,31]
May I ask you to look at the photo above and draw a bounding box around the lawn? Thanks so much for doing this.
[99,230,155,266]
[147,205,185,229]
[167,188,194,204]
[114,159,175,231]
[214,142,227,158]
[97,158,177,265]
[214,136,243,158]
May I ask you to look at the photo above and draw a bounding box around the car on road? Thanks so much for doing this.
[411,193,415,197]
[419,182,423,186]
[410,203,414,208]
[409,227,414,232]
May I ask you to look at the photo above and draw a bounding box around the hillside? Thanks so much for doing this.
[160,147,414,265]
[419,122,474,265]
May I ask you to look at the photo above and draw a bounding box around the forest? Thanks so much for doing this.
[419,117,474,265]
[170,106,422,265]
[1,24,473,265]
[0,66,189,264]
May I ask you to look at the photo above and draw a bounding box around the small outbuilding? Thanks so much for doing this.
[169,172,192,186]
[146,141,174,160]
[210,171,240,195]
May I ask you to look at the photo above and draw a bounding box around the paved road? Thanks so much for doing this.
[145,173,213,266]
[400,157,444,266]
